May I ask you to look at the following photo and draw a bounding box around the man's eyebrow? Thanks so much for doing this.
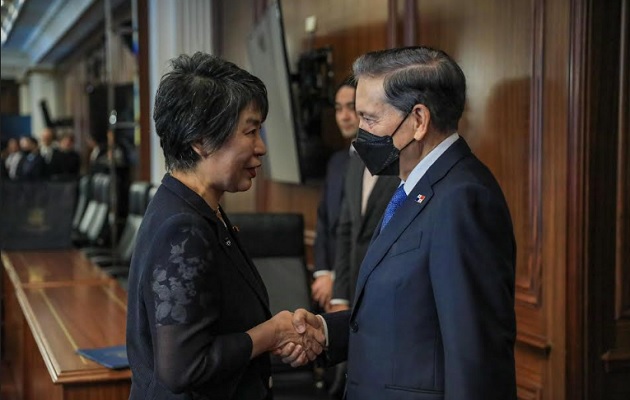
[357,110,375,118]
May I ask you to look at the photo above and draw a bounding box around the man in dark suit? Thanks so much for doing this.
[284,46,517,400]
[328,156,399,311]
[48,132,80,180]
[311,78,360,310]
[16,136,45,181]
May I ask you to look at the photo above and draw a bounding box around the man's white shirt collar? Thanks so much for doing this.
[402,132,460,194]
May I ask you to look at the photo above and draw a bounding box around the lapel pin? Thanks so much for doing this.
[415,194,426,204]
[232,225,240,233]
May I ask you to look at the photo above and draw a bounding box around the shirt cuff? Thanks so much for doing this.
[329,298,349,306]
[313,270,335,279]
[316,314,329,348]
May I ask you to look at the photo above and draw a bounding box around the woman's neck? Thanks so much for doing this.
[170,169,222,211]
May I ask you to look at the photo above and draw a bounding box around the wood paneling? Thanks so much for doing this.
[0,79,20,115]
[412,1,558,396]
[601,1,630,399]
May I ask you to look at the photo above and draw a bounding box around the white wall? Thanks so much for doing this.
[147,0,214,184]
[26,71,61,138]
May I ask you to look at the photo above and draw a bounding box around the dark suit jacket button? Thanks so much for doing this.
[350,321,358,332]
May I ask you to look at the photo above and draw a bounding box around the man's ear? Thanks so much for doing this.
[411,104,431,141]
[192,142,208,158]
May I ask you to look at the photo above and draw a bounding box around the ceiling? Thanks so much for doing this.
[1,0,130,79]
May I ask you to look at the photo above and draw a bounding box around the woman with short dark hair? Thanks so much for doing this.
[126,52,323,400]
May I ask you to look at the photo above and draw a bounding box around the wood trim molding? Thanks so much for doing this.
[517,331,552,354]
[387,0,398,48]
[403,0,417,46]
[137,0,151,181]
[566,0,590,397]
[602,347,630,373]
[615,0,630,320]
[517,380,543,400]
[515,0,544,308]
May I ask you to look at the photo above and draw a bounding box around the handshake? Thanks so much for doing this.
[250,308,326,367]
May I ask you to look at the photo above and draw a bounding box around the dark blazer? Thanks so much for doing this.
[16,152,45,180]
[332,155,399,302]
[323,138,517,400]
[313,149,350,272]
[47,149,80,180]
[127,174,273,400]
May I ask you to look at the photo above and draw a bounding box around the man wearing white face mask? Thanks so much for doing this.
[282,46,517,400]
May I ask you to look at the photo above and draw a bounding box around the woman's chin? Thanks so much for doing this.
[233,179,253,193]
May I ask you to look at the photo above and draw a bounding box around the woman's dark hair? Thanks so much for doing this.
[153,52,268,171]
[352,46,466,133]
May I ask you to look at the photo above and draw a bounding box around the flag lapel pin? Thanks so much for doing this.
[415,194,426,204]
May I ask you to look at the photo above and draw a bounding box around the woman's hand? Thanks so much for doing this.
[246,310,325,361]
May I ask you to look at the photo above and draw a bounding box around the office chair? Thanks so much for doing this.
[86,181,152,277]
[71,175,91,231]
[227,212,312,315]
[72,173,110,247]
[227,212,319,388]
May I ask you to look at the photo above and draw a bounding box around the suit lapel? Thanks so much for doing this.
[218,212,271,313]
[347,158,365,227]
[353,180,433,308]
[359,176,400,235]
[352,138,472,312]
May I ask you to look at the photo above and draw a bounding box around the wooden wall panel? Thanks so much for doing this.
[601,1,630,399]
[413,1,558,398]
[0,79,20,115]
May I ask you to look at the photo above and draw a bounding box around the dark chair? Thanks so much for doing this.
[72,175,91,231]
[73,173,111,247]
[86,181,152,277]
[228,212,312,315]
[227,212,320,390]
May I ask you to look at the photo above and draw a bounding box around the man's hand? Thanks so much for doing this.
[326,303,350,313]
[274,308,326,367]
[311,274,333,308]
[247,310,325,360]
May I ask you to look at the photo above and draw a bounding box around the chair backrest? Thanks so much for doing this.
[228,212,314,375]
[227,213,311,315]
[128,181,152,216]
[115,181,152,261]
[86,173,111,244]
[78,174,106,236]
[72,175,92,230]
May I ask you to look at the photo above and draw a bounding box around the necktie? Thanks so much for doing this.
[380,185,407,232]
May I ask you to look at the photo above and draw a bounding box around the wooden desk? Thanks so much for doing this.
[1,249,131,400]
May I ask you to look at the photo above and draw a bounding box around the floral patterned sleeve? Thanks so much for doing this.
[147,214,252,393]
